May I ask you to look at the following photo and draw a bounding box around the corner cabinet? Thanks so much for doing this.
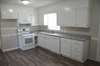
[38,34,60,54]
[38,33,89,63]
[61,38,89,62]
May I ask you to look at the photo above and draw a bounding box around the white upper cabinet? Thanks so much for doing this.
[37,0,90,27]
[18,7,38,25]
[58,7,89,28]
[0,4,38,26]
[1,6,18,19]
[57,0,90,28]
[0,5,34,20]
[58,7,76,27]
[19,7,35,19]
[75,7,89,27]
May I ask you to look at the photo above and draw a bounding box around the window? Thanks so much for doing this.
[44,13,60,30]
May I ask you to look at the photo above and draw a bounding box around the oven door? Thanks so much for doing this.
[23,34,33,46]
[25,37,33,44]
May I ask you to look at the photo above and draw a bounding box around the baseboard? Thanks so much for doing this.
[88,56,96,61]
[88,57,100,63]
[2,47,18,52]
[95,58,100,63]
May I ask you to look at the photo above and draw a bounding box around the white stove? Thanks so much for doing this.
[18,33,35,50]
[17,26,36,50]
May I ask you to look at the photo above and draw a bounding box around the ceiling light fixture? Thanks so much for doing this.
[64,8,71,11]
[21,0,31,5]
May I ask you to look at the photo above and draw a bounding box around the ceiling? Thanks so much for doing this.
[0,0,65,8]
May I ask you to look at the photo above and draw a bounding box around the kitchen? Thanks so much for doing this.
[0,0,100,66]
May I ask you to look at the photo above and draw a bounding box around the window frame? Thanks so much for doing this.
[43,13,60,30]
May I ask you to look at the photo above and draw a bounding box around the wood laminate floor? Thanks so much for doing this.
[0,47,100,66]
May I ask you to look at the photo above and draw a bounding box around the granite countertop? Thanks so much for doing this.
[39,31,90,41]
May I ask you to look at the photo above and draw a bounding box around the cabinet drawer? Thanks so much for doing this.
[72,48,83,55]
[39,34,58,39]
[72,47,83,61]
[62,51,71,57]
[72,47,83,53]
[72,41,83,48]
[39,34,48,38]
[61,45,71,54]
[71,53,83,61]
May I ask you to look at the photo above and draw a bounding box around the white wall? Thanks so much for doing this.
[88,0,100,61]
[96,0,100,62]
[1,19,18,51]
[0,9,1,49]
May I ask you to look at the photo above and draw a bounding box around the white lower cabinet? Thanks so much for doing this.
[38,34,60,54]
[71,40,83,62]
[38,33,89,63]
[61,38,72,57]
[38,34,47,48]
[61,38,89,62]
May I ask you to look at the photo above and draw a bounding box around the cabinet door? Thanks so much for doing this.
[38,34,47,48]
[18,8,30,18]
[45,35,60,54]
[61,38,72,57]
[58,8,76,27]
[58,7,89,28]
[38,34,60,54]
[71,40,84,62]
[75,7,89,27]
[1,7,18,19]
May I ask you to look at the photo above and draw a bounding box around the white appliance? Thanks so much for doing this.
[18,17,32,24]
[18,33,35,50]
[17,16,34,50]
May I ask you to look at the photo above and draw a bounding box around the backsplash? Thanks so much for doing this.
[62,27,90,33]
[37,25,90,35]
[31,26,41,32]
